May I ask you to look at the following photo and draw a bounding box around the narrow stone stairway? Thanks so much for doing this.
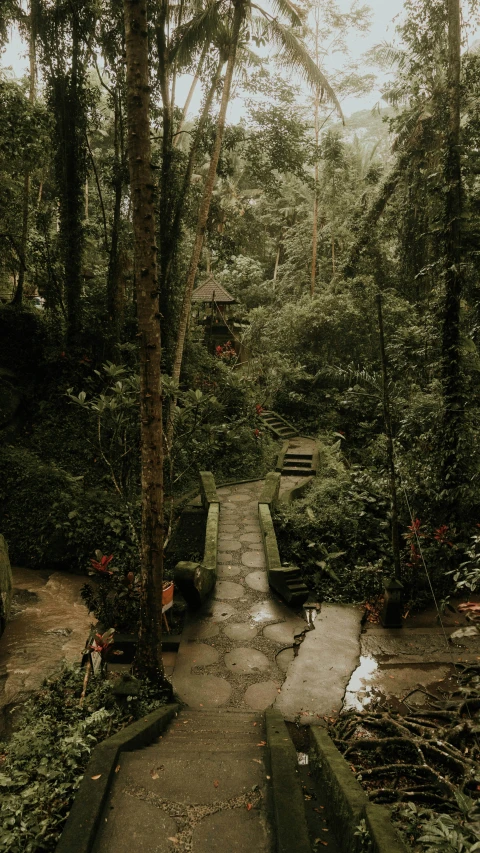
[93,709,272,853]
[258,409,298,439]
[278,435,317,481]
[88,467,357,853]
[282,451,315,477]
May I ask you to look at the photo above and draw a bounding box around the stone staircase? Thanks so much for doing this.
[258,409,298,439]
[282,450,316,477]
[93,709,273,853]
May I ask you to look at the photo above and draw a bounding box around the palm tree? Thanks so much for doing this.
[166,0,343,441]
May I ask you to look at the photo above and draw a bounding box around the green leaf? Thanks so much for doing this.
[324,566,340,582]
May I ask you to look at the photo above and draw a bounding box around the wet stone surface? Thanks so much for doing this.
[224,647,270,675]
[171,480,305,710]
[0,567,91,733]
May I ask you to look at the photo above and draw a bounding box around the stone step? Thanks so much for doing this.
[284,453,312,459]
[163,711,263,731]
[282,460,312,468]
[161,730,262,742]
[148,742,265,755]
[259,410,298,438]
[163,729,262,741]
[168,709,261,718]
[282,468,315,476]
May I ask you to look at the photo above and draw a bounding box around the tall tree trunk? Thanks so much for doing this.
[377,294,401,579]
[63,18,85,347]
[273,243,281,283]
[12,11,35,306]
[311,12,320,298]
[441,0,463,498]
[124,0,164,680]
[107,88,124,345]
[167,1,243,444]
[173,42,208,148]
[162,54,224,293]
[156,6,174,289]
[331,173,336,276]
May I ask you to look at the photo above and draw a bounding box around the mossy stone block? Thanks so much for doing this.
[0,534,12,635]
[199,471,219,510]
[310,726,367,853]
[259,471,281,505]
[365,803,410,853]
[204,503,219,570]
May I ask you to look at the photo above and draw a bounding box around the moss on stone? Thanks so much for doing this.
[0,534,12,635]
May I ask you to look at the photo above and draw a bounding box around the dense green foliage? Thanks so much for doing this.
[1,1,480,848]
[0,0,479,697]
[0,665,169,852]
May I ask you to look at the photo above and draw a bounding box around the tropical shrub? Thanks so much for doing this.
[273,440,392,603]
[0,445,139,571]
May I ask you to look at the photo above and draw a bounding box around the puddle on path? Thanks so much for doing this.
[343,655,379,711]
[343,652,461,713]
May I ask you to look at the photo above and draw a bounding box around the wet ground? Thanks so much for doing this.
[171,479,304,710]
[0,566,91,733]
[344,600,480,713]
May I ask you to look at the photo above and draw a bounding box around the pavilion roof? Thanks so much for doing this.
[191,275,236,304]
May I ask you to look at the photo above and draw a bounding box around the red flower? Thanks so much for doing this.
[90,554,114,574]
[408,518,424,536]
[90,630,114,656]
[434,525,453,546]
[255,404,263,414]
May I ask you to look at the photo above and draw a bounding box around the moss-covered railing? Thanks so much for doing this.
[174,471,219,607]
[258,473,309,606]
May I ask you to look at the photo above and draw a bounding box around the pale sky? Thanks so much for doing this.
[0,0,407,119]
[329,0,405,115]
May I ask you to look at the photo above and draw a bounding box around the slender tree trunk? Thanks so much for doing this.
[156,6,174,288]
[169,0,185,125]
[124,0,164,680]
[107,88,124,344]
[12,13,35,306]
[331,173,336,276]
[311,13,320,298]
[311,165,319,295]
[167,1,243,444]
[162,54,224,290]
[273,243,281,283]
[63,17,85,347]
[377,294,401,580]
[441,0,463,498]
[173,43,208,148]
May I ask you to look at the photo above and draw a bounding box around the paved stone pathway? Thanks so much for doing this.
[94,709,272,853]
[172,480,305,711]
[93,463,366,853]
